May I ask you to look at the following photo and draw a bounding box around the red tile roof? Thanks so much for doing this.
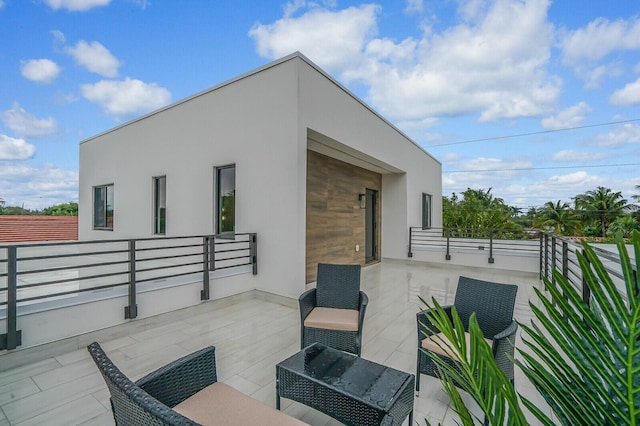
[0,216,78,243]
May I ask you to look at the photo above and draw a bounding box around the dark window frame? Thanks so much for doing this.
[153,176,166,235]
[215,164,236,235]
[93,184,114,230]
[422,192,432,230]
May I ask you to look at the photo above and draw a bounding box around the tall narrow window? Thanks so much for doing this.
[154,176,166,235]
[94,184,114,230]
[216,165,235,234]
[422,193,432,229]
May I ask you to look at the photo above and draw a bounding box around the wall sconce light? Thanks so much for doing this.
[358,193,366,209]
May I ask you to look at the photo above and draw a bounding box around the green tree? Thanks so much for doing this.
[535,200,580,236]
[0,205,36,215]
[607,215,640,238]
[573,186,627,237]
[42,202,78,216]
[442,188,517,235]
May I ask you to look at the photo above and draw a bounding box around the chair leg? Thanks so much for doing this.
[415,351,421,394]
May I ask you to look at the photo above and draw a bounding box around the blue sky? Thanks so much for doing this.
[1,0,639,211]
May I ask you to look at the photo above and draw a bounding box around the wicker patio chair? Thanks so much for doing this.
[415,276,518,392]
[299,263,368,356]
[87,342,306,425]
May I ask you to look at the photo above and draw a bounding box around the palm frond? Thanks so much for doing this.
[420,297,528,425]
[518,230,640,425]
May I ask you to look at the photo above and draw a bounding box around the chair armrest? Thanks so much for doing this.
[492,320,518,342]
[299,288,317,322]
[136,346,217,408]
[416,306,452,341]
[358,291,369,330]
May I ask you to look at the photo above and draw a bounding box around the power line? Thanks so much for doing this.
[444,162,640,173]
[428,118,640,147]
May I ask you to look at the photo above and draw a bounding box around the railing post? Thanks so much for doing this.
[562,241,569,279]
[124,240,138,319]
[201,236,210,300]
[543,233,549,284]
[408,227,413,258]
[250,233,258,275]
[445,229,451,260]
[209,236,216,272]
[1,246,22,350]
[488,229,495,264]
[539,233,544,280]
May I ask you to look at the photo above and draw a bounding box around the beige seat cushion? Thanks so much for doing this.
[421,332,493,362]
[174,382,307,425]
[303,307,359,331]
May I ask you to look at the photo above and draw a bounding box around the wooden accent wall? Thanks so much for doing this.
[306,150,381,283]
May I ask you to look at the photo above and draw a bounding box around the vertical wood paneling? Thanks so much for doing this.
[306,150,382,283]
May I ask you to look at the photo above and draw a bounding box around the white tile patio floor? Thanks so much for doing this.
[0,259,552,425]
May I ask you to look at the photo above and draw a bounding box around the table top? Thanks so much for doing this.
[277,343,413,411]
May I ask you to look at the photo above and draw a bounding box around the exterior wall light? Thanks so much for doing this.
[359,193,366,209]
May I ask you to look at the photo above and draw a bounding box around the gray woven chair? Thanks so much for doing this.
[88,342,214,425]
[299,263,368,356]
[415,276,518,392]
[88,342,306,425]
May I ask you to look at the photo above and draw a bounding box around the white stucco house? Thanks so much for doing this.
[79,52,442,301]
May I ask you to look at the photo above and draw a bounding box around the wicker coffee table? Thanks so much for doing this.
[276,343,414,425]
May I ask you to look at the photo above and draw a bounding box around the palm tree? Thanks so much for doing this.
[535,200,579,235]
[573,186,628,237]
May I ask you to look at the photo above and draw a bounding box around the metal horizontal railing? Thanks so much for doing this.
[0,233,257,350]
[539,233,632,306]
[408,227,541,263]
[408,227,634,307]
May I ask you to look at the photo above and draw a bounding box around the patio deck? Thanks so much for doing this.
[0,259,551,425]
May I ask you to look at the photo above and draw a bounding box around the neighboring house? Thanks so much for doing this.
[79,52,442,300]
[0,216,78,242]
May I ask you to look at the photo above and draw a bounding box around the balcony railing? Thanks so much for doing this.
[409,227,634,306]
[408,227,541,263]
[539,232,633,305]
[0,233,257,350]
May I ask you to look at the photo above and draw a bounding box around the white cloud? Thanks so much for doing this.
[541,102,592,130]
[0,135,36,160]
[80,78,171,117]
[591,123,640,147]
[0,103,57,138]
[249,4,380,74]
[51,29,66,44]
[461,157,532,172]
[404,0,423,15]
[66,40,120,77]
[20,59,61,84]
[561,17,640,65]
[250,0,559,124]
[610,77,640,106]
[44,0,110,11]
[0,162,78,210]
[551,150,608,162]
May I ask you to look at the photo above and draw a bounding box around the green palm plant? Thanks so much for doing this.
[420,230,640,425]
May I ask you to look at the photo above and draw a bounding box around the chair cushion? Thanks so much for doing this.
[173,382,306,425]
[421,332,493,362]
[303,307,359,331]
